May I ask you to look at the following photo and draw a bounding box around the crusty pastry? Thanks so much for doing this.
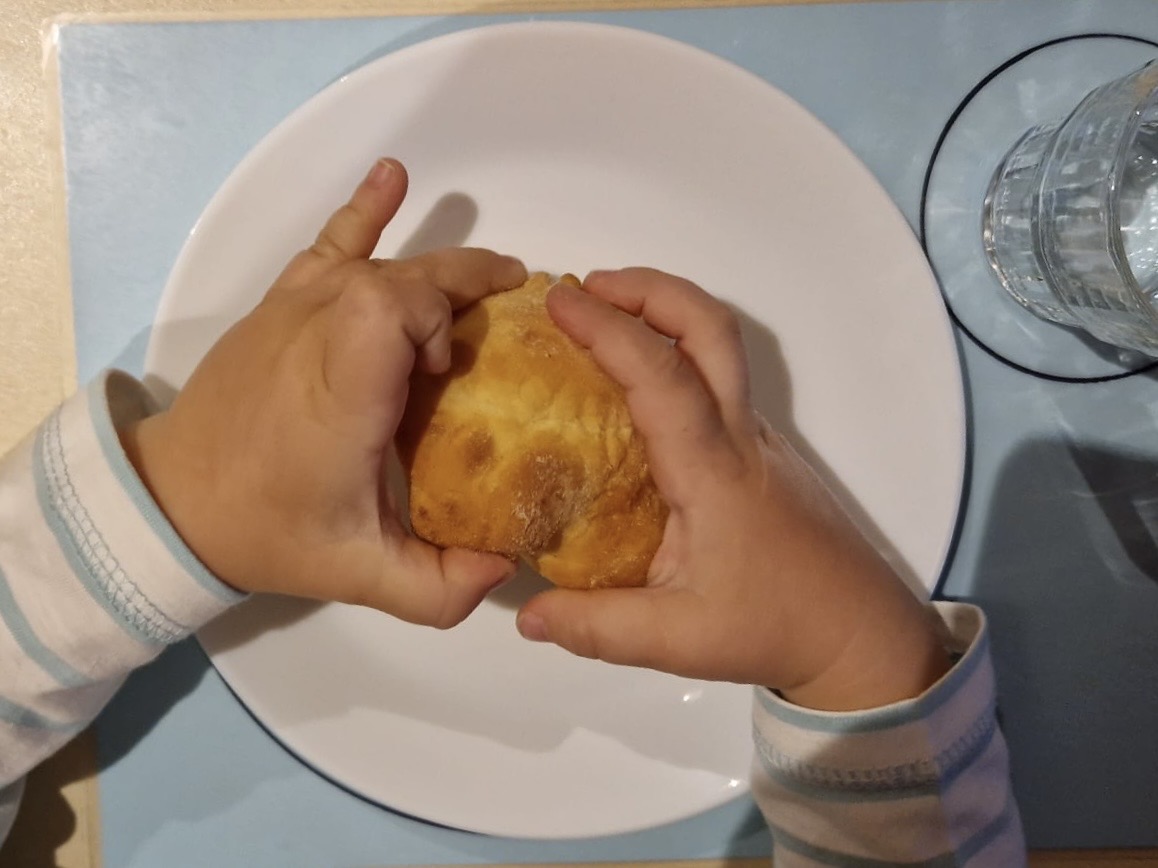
[396,272,668,589]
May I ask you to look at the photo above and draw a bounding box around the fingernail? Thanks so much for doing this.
[517,612,549,642]
[585,269,611,282]
[366,158,394,187]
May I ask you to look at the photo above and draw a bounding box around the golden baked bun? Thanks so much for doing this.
[396,272,668,589]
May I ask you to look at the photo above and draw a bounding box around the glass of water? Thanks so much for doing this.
[983,60,1158,355]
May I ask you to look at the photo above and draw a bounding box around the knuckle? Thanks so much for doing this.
[312,206,357,253]
[431,288,453,321]
[561,618,603,662]
[713,306,743,342]
[621,265,658,282]
[308,239,340,261]
[758,417,787,448]
[698,297,742,343]
[646,344,693,387]
[341,272,390,313]
[282,249,317,278]
[637,628,680,674]
[426,251,474,290]
[430,604,463,630]
[344,266,379,294]
[392,260,428,285]
[713,442,752,483]
[387,591,459,630]
[338,580,379,614]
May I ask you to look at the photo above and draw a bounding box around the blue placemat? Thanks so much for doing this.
[58,2,1158,864]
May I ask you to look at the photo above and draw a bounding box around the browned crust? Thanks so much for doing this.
[396,272,667,588]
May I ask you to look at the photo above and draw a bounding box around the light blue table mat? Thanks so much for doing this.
[58,2,1158,864]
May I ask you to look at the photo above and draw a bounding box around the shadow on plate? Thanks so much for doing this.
[488,563,553,610]
[735,307,924,595]
[393,192,478,258]
[205,595,325,655]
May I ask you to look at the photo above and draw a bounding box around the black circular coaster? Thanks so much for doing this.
[921,34,1158,382]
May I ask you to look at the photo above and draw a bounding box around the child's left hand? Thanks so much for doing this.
[123,158,527,627]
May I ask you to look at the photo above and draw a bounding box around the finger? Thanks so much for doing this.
[583,268,751,423]
[381,248,527,310]
[358,536,515,628]
[516,588,700,676]
[545,280,739,489]
[310,158,409,262]
[320,273,454,444]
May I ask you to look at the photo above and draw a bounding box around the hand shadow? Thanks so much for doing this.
[0,732,97,868]
[954,437,1158,846]
[392,192,478,258]
[1068,442,1158,588]
[487,563,553,610]
[734,307,924,595]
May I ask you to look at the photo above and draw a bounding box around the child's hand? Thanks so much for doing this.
[516,269,949,710]
[123,159,526,628]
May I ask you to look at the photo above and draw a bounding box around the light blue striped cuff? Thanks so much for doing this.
[755,608,989,734]
[753,696,999,800]
[32,371,245,647]
[766,789,1020,868]
[88,374,245,608]
[751,602,1000,798]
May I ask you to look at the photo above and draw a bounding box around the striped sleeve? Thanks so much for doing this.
[0,371,245,840]
[750,601,1026,867]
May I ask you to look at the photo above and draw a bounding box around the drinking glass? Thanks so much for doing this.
[982,60,1158,355]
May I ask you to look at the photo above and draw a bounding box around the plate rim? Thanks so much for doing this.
[149,18,968,839]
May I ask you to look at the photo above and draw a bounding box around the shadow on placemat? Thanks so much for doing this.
[96,639,212,773]
[0,730,98,868]
[966,436,1158,848]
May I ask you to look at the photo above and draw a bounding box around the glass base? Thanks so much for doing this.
[923,34,1158,381]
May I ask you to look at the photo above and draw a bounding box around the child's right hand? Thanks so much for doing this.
[123,158,524,629]
[516,268,950,711]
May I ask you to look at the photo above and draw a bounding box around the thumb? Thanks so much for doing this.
[357,535,516,628]
[310,158,409,262]
[516,588,691,674]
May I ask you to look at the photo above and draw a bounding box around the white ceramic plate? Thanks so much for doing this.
[148,21,966,840]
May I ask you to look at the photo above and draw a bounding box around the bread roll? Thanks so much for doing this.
[396,272,668,589]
